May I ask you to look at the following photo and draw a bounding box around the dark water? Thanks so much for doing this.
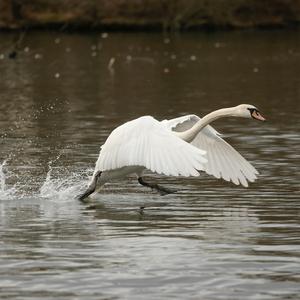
[0,30,299,300]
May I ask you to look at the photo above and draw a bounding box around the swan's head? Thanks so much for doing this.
[235,104,266,121]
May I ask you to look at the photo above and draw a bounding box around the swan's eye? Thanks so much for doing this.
[248,108,259,118]
[247,108,256,115]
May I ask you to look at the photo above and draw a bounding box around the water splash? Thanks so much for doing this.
[0,160,17,200]
[0,157,91,201]
[0,160,6,192]
[39,159,91,202]
[39,168,84,201]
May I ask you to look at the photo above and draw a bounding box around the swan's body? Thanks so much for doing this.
[77,104,265,201]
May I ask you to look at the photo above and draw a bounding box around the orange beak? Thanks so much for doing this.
[252,110,266,121]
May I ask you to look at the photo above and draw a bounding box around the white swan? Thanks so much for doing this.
[77,104,265,201]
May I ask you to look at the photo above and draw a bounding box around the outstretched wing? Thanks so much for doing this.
[96,116,207,177]
[162,115,258,187]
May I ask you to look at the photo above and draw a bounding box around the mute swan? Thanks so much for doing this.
[77,104,265,201]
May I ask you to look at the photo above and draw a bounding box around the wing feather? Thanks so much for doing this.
[162,114,259,187]
[95,116,207,176]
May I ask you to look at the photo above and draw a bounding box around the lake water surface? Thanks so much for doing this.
[0,30,299,300]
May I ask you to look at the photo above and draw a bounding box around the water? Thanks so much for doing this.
[0,30,299,300]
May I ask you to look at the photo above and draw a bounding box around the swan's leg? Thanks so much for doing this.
[76,171,102,202]
[138,177,176,195]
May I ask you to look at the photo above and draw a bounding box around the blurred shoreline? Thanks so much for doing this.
[1,0,300,31]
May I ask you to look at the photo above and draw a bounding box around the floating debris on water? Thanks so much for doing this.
[164,38,170,44]
[101,32,108,39]
[108,57,115,71]
[34,53,42,59]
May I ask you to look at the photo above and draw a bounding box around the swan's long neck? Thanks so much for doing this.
[176,107,237,142]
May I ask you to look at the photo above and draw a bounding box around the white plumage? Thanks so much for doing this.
[162,114,258,187]
[96,116,207,177]
[77,104,265,201]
